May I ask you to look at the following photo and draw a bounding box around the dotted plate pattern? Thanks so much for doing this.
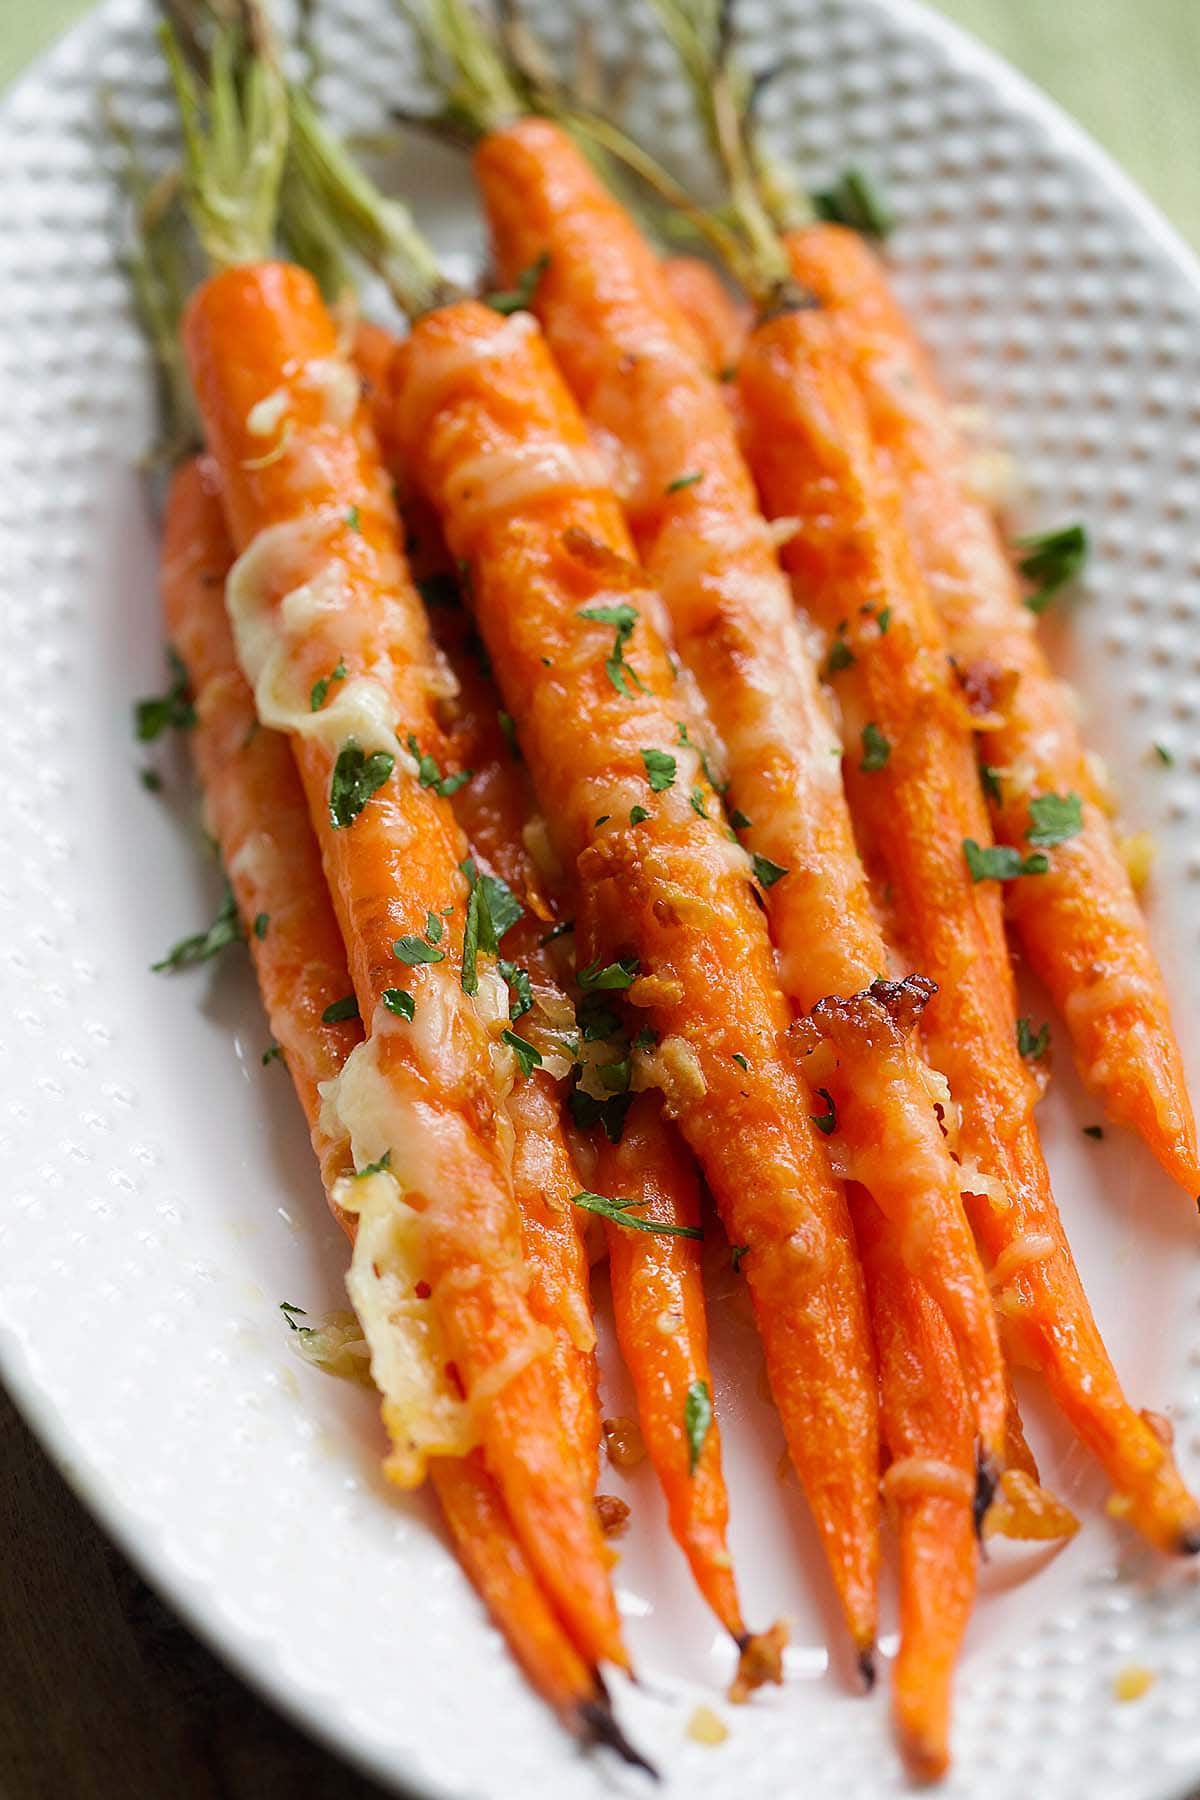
[2,2,1200,1797]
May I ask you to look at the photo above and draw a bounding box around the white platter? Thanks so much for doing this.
[2,1,1200,1795]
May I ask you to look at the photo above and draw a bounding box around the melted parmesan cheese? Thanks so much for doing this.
[448,441,611,535]
[246,388,289,437]
[336,1167,476,1487]
[298,356,361,426]
[988,1232,1056,1291]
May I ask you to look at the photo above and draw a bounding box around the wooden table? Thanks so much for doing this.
[0,1382,389,1798]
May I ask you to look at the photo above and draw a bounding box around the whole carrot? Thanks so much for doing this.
[851,1189,975,1785]
[159,454,646,1759]
[737,285,1200,1558]
[364,342,773,1671]
[163,18,624,1672]
[781,221,1200,1197]
[382,292,880,1669]
[468,111,1005,1467]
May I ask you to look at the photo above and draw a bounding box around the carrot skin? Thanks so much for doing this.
[594,1093,745,1639]
[660,256,751,382]
[784,223,1199,1196]
[737,305,1200,1555]
[853,1190,976,1784]
[160,456,609,1723]
[386,294,881,1659]
[474,120,1004,1465]
[182,262,625,1670]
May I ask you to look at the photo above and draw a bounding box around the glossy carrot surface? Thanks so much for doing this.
[784,222,1199,1197]
[738,304,1200,1554]
[183,261,624,1669]
[474,119,1005,1467]
[383,293,881,1662]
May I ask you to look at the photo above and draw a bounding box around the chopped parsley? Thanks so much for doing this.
[1026,790,1083,848]
[485,251,550,316]
[963,839,1049,882]
[382,987,416,1020]
[321,994,360,1023]
[751,852,789,889]
[406,734,473,798]
[729,808,752,831]
[139,767,163,793]
[811,1087,837,1134]
[730,1244,749,1273]
[261,1042,283,1066]
[355,1149,392,1178]
[629,804,650,825]
[539,918,575,945]
[684,1380,713,1474]
[980,763,1004,805]
[578,956,639,991]
[425,912,444,944]
[461,860,523,996]
[640,747,677,792]
[498,959,533,1019]
[1154,743,1174,766]
[329,742,395,829]
[393,935,445,966]
[578,602,645,698]
[567,1085,635,1141]
[1017,1017,1050,1060]
[1083,1124,1105,1140]
[1016,523,1088,614]
[732,1052,750,1072]
[570,1189,703,1240]
[345,505,361,533]
[812,166,894,239]
[877,607,891,634]
[859,721,891,772]
[253,912,269,941]
[310,658,347,711]
[689,787,709,818]
[502,1029,543,1078]
[666,471,704,494]
[497,710,521,758]
[279,1301,307,1330]
[596,1056,632,1093]
[826,633,855,675]
[595,814,611,827]
[135,647,195,742]
[152,882,243,972]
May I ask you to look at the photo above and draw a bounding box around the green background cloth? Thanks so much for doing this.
[2,0,1198,247]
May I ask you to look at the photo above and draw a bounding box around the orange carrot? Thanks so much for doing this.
[737,300,1200,1555]
[783,222,1200,1196]
[381,295,881,1667]
[660,255,750,380]
[473,117,1006,1468]
[159,453,642,1748]
[852,1188,976,1784]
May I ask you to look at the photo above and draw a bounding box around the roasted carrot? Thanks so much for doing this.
[471,114,1006,1467]
[379,292,880,1668]
[158,453,649,1753]
[780,221,1200,1196]
[360,335,773,1670]
[737,300,1200,1555]
[660,255,750,380]
[851,1188,975,1784]
[164,24,625,1671]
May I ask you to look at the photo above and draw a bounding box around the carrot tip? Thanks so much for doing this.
[857,1647,877,1693]
[576,1698,658,1778]
[1176,1525,1200,1556]
[728,1620,789,1704]
[973,1443,999,1542]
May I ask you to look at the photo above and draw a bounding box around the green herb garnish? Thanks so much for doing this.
[461,861,523,996]
[1017,1017,1049,1060]
[578,602,646,698]
[382,988,415,1020]
[811,1087,837,1134]
[571,1190,703,1240]
[135,647,195,742]
[503,1030,543,1078]
[685,1380,713,1474]
[393,935,445,966]
[355,1149,392,1178]
[329,742,394,829]
[666,471,704,494]
[1026,791,1083,848]
[860,722,891,772]
[629,804,650,824]
[152,882,243,971]
[498,960,533,1019]
[812,166,894,239]
[1016,523,1088,614]
[310,658,347,711]
[578,956,639,991]
[1083,1125,1105,1140]
[980,764,1004,805]
[253,912,269,940]
[963,839,1049,882]
[322,994,360,1024]
[641,747,677,792]
[485,251,550,316]
[406,733,472,798]
[751,852,789,889]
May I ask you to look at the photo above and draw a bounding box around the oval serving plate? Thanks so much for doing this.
[1,2,1199,1796]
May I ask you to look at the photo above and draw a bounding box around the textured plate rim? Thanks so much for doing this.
[2,2,1200,1797]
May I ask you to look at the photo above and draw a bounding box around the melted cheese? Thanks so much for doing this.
[403,311,539,427]
[988,1232,1056,1291]
[448,442,611,536]
[298,356,361,426]
[337,1167,476,1487]
[247,388,289,437]
[1064,967,1159,1033]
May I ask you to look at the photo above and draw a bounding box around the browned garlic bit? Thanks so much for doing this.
[602,1415,646,1471]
